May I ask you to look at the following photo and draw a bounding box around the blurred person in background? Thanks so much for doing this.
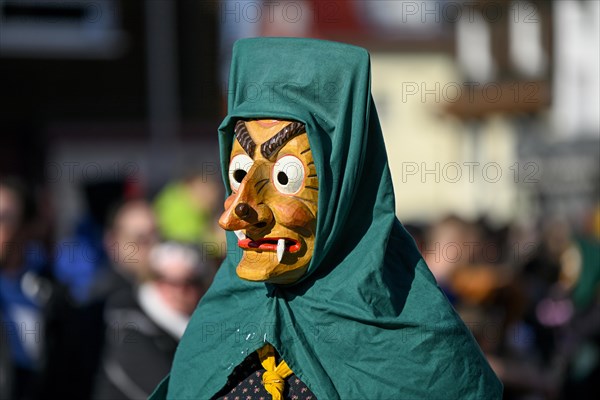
[90,198,160,299]
[93,241,214,400]
[423,215,483,304]
[0,177,57,400]
[430,212,600,400]
[153,172,225,254]
[491,216,600,400]
[53,181,137,303]
[42,198,162,400]
[559,205,600,399]
[153,172,219,242]
[424,215,517,353]
[0,176,112,400]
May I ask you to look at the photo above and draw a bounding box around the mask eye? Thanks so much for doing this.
[228,154,254,191]
[273,155,305,195]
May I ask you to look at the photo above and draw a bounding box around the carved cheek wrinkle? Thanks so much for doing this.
[269,200,315,229]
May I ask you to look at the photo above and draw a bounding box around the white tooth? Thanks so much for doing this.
[277,239,285,263]
[234,230,246,240]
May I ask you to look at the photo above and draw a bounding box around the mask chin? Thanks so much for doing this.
[236,258,310,285]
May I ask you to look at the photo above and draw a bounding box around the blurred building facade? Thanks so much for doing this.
[1,0,598,234]
[0,0,222,238]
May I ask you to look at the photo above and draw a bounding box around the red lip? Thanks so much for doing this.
[238,237,301,253]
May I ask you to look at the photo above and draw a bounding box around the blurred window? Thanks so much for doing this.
[0,0,127,58]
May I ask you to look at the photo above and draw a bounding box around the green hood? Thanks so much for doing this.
[152,37,502,399]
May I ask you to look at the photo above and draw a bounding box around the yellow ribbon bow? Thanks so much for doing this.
[257,344,293,400]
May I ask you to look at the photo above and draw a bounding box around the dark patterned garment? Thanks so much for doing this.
[214,351,316,400]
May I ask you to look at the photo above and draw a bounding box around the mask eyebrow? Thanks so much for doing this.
[234,120,256,157]
[260,121,306,160]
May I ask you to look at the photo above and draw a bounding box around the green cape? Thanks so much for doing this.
[151,37,502,399]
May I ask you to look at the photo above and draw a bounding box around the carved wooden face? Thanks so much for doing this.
[218,119,318,284]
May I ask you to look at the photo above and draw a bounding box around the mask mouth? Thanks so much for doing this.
[237,237,301,253]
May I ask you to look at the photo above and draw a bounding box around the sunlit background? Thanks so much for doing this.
[1,1,599,399]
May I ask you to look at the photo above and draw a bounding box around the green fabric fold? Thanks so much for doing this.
[152,37,502,400]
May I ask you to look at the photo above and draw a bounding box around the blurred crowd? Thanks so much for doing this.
[0,175,222,400]
[406,209,600,400]
[1,171,599,400]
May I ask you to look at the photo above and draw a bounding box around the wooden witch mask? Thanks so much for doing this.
[218,119,318,284]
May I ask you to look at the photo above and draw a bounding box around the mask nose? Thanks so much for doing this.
[235,203,252,219]
[218,163,274,231]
